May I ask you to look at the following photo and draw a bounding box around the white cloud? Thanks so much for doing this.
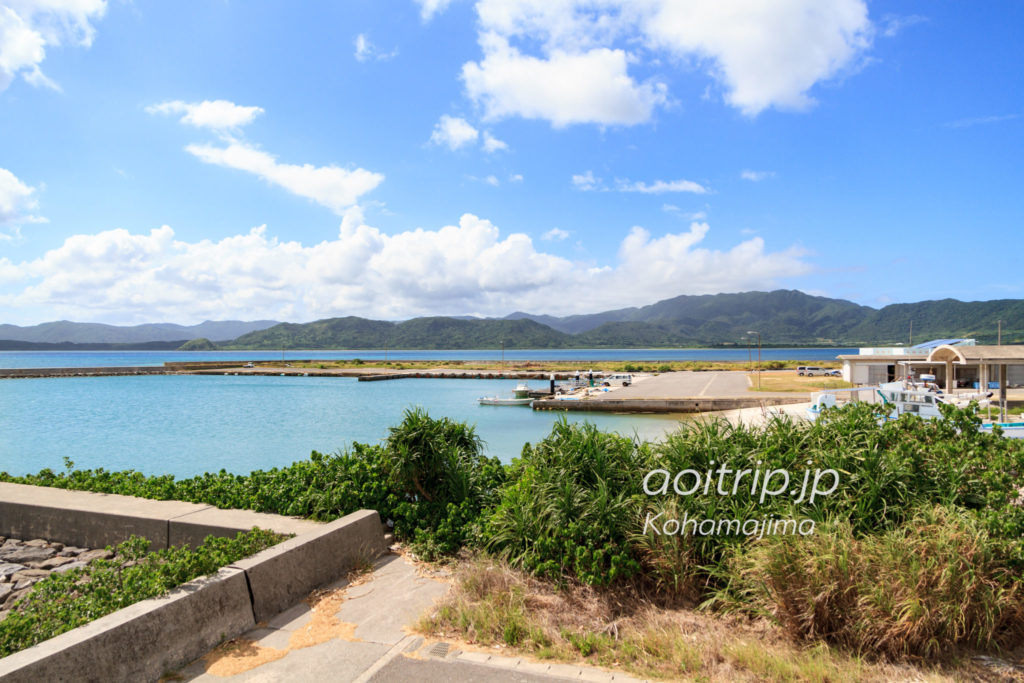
[354,33,372,62]
[0,168,45,239]
[944,113,1020,129]
[481,131,508,152]
[147,100,264,131]
[571,171,602,191]
[643,1,871,115]
[462,35,667,126]
[0,0,106,91]
[415,0,454,21]
[150,101,383,213]
[509,173,523,183]
[740,170,775,182]
[617,178,707,194]
[353,33,397,62]
[541,227,568,241]
[484,175,499,186]
[881,14,927,38]
[0,213,811,322]
[186,141,384,214]
[429,115,479,150]
[456,0,872,125]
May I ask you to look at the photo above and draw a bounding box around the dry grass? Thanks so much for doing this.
[415,556,1009,682]
[749,371,853,392]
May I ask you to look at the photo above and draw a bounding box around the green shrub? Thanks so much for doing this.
[484,419,649,585]
[0,529,282,658]
[726,506,1024,658]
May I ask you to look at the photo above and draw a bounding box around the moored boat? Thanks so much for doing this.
[478,382,534,406]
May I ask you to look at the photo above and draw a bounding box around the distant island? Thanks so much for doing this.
[1,290,1021,350]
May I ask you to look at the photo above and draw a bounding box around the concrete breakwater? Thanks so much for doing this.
[0,366,171,379]
[532,396,808,413]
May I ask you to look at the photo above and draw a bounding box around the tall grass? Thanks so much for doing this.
[726,506,1024,658]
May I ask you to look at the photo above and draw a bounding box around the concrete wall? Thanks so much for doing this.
[0,482,320,549]
[0,484,388,682]
[0,568,255,683]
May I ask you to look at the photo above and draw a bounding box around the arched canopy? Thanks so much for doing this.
[928,345,968,364]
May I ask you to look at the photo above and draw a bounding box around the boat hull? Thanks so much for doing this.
[478,398,533,406]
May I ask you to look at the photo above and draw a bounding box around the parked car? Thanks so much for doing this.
[826,369,841,377]
[801,366,827,376]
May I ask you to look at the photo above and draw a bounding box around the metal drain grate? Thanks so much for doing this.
[428,642,450,658]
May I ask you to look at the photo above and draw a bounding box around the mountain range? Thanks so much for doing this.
[2,291,1022,349]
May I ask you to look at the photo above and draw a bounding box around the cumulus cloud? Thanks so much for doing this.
[146,100,264,131]
[430,115,480,150]
[0,0,106,91]
[415,0,454,21]
[186,141,384,214]
[0,168,45,240]
[457,0,873,124]
[740,170,775,181]
[463,35,666,126]
[541,227,569,241]
[0,212,811,322]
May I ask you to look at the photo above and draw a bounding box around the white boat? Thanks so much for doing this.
[808,383,1024,438]
[876,382,1024,438]
[478,382,533,406]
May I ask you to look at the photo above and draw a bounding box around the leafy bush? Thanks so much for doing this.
[0,529,282,658]
[726,506,1024,658]
[484,419,650,585]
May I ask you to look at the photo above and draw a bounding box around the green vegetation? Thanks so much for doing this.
[0,529,283,658]
[177,337,217,350]
[4,405,1024,664]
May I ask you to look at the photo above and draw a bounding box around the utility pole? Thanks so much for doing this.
[997,319,1002,345]
[501,340,505,371]
[909,320,913,346]
[747,330,761,390]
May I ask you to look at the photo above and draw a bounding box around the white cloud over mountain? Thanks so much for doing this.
[0,211,810,323]
[0,0,106,91]
[457,0,872,125]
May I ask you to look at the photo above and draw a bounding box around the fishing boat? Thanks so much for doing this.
[478,382,534,406]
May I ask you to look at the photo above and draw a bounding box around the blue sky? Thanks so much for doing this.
[0,0,1022,325]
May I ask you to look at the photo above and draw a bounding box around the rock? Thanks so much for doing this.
[0,539,20,549]
[0,563,26,579]
[13,579,36,591]
[49,542,65,552]
[59,546,87,557]
[23,539,49,548]
[0,546,57,564]
[30,556,76,570]
[52,561,88,574]
[0,584,11,601]
[2,588,29,610]
[0,609,8,622]
[11,568,50,582]
[77,549,114,562]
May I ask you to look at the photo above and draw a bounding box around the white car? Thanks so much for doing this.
[801,366,827,376]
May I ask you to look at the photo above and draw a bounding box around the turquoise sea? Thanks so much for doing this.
[0,374,688,478]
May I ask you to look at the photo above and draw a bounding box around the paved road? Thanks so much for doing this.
[176,553,644,683]
[595,371,794,400]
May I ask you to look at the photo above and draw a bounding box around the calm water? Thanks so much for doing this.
[0,348,853,369]
[0,375,689,478]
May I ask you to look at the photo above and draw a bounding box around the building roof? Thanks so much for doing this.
[912,338,972,350]
[839,354,928,362]
[927,344,1024,364]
